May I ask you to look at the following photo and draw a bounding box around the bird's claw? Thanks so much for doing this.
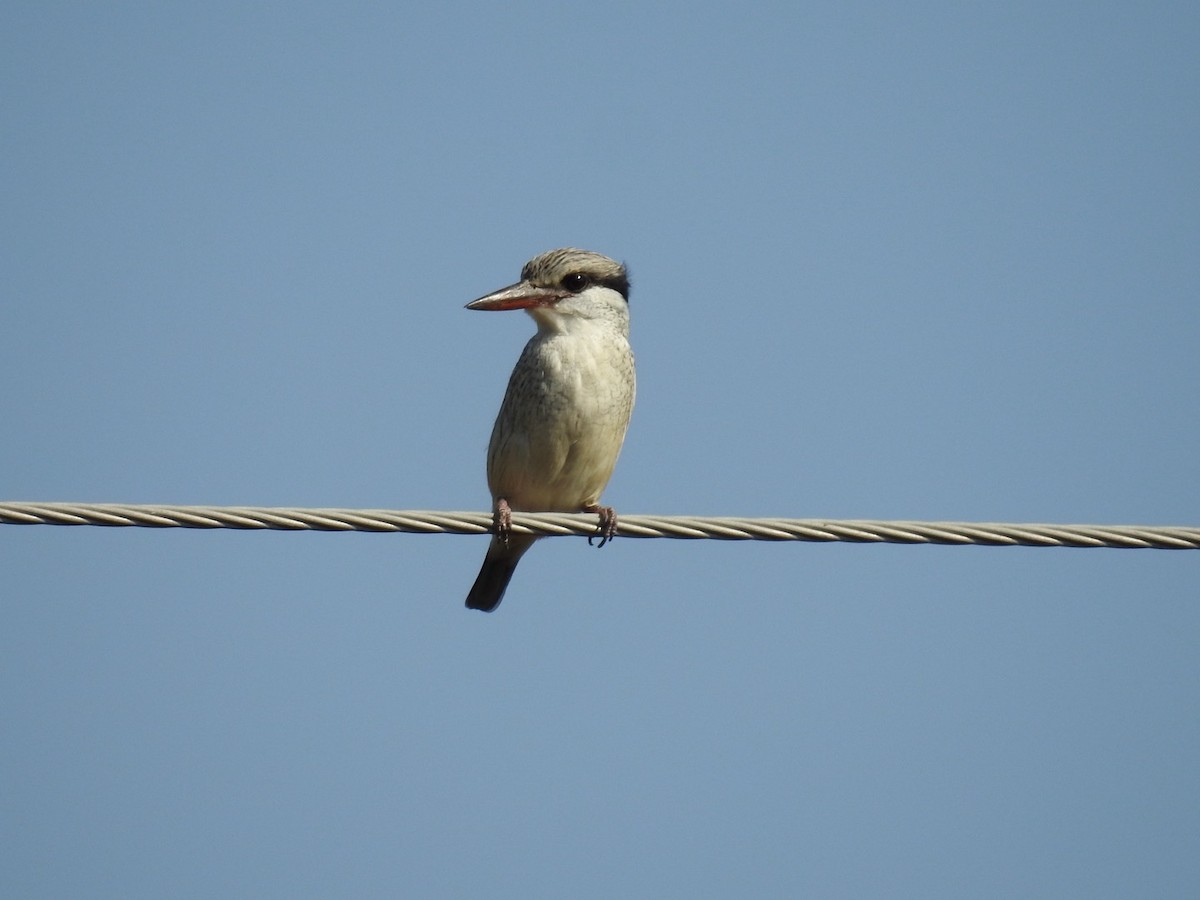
[494,498,512,546]
[586,505,617,548]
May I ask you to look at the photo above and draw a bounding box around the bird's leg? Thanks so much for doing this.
[494,498,512,546]
[583,504,617,548]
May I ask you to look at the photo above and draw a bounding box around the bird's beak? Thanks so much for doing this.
[465,281,564,311]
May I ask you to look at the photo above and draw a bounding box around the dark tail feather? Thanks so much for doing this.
[465,535,536,612]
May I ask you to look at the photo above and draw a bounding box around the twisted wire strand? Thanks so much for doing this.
[1,502,1198,549]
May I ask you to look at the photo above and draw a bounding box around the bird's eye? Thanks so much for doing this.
[562,272,590,292]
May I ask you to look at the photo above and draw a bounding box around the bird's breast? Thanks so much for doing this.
[486,329,635,512]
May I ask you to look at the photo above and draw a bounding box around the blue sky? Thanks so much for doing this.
[3,2,1198,896]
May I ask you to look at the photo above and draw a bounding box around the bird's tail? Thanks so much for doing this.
[465,534,537,612]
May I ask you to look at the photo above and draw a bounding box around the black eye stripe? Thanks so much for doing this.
[560,271,630,301]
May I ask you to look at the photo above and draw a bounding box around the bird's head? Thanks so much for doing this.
[466,248,630,335]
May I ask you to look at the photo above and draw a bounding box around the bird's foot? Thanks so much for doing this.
[494,498,512,546]
[584,504,617,547]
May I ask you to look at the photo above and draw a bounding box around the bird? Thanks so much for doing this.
[464,248,637,612]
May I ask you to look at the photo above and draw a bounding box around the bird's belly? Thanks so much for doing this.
[488,407,627,511]
[485,348,632,512]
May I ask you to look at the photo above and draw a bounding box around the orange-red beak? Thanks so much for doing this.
[465,282,565,311]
